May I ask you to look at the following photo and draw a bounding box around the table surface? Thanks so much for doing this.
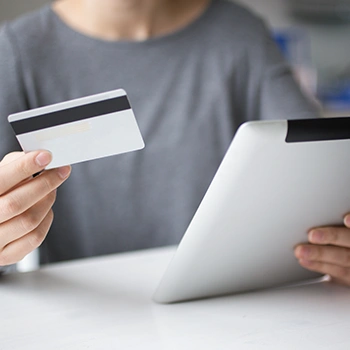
[1,246,350,350]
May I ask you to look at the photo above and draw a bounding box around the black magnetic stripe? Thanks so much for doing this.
[10,95,131,135]
[286,117,350,143]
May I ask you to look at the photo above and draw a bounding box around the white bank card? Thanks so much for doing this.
[8,89,145,169]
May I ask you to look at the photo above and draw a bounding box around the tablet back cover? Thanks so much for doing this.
[154,118,350,303]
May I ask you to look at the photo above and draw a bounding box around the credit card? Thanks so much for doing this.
[8,89,145,169]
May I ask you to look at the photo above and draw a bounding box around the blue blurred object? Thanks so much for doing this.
[273,29,317,98]
[273,29,310,65]
[274,32,290,59]
[318,81,350,111]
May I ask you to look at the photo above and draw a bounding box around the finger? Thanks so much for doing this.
[1,152,36,192]
[0,152,23,166]
[297,259,350,286]
[0,210,53,266]
[0,151,52,195]
[308,227,350,249]
[295,244,350,267]
[344,214,350,228]
[0,166,71,223]
[0,190,56,248]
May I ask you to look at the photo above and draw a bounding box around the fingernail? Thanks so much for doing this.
[35,152,52,167]
[309,230,324,243]
[344,215,350,228]
[295,246,311,259]
[57,166,71,179]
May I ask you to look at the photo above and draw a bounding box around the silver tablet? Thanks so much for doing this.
[154,117,350,303]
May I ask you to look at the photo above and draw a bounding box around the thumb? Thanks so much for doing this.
[1,151,24,166]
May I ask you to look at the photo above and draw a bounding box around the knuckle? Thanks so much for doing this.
[338,266,350,279]
[47,209,54,223]
[1,152,22,165]
[0,177,7,193]
[0,251,11,266]
[1,153,12,163]
[1,194,22,217]
[26,212,53,250]
[344,252,350,267]
[37,173,58,194]
[47,190,57,206]
[19,212,40,233]
[44,210,54,231]
[312,247,322,260]
[329,228,340,245]
[27,230,46,250]
[39,175,53,193]
[13,156,33,178]
[39,192,56,214]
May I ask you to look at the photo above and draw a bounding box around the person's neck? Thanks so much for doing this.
[52,0,211,41]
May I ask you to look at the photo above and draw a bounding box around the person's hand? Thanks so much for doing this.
[294,214,350,286]
[0,151,71,266]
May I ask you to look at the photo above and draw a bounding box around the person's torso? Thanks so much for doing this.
[1,1,313,263]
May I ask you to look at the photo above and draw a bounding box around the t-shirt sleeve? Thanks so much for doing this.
[244,19,321,121]
[0,24,29,158]
[0,25,34,275]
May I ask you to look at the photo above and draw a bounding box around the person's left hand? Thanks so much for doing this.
[294,214,350,286]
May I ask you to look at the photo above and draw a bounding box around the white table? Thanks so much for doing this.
[1,246,350,350]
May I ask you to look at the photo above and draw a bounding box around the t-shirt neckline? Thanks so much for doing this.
[47,0,217,49]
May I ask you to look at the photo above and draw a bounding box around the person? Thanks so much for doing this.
[0,0,349,285]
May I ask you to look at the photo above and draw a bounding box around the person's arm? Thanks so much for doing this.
[0,151,71,268]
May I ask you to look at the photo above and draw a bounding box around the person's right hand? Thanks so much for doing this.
[0,151,71,266]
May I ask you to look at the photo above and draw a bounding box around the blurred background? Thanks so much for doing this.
[0,0,349,117]
[235,0,350,117]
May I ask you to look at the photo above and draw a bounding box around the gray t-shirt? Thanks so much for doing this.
[0,0,318,264]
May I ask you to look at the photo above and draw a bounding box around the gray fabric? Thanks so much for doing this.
[0,0,319,264]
